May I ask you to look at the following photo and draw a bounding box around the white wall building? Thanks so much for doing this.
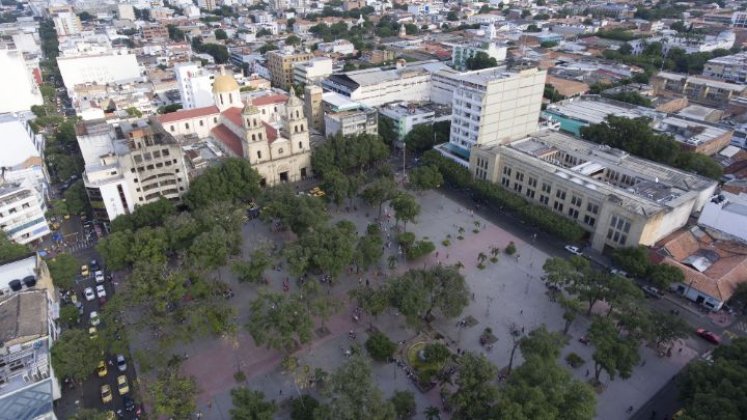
[380,102,437,141]
[698,192,747,243]
[0,113,49,203]
[450,41,507,71]
[52,12,82,37]
[0,49,43,114]
[174,63,215,109]
[293,57,333,86]
[57,53,142,91]
[117,4,135,20]
[0,183,49,245]
[316,40,356,55]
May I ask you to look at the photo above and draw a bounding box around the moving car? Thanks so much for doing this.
[80,265,89,277]
[116,354,127,372]
[84,287,95,301]
[90,311,100,326]
[100,384,113,403]
[609,268,629,278]
[97,360,107,377]
[117,375,130,395]
[641,285,663,299]
[564,245,583,256]
[94,270,105,283]
[96,285,106,299]
[695,328,721,345]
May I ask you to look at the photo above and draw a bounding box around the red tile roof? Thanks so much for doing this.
[252,94,288,106]
[157,105,220,124]
[222,107,243,128]
[263,121,278,143]
[211,124,243,157]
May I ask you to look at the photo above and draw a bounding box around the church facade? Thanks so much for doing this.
[155,68,311,186]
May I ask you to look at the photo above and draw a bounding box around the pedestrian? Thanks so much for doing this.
[585,369,589,377]
[436,251,439,258]
[521,326,525,333]
[279,389,283,396]
[471,292,475,301]
[520,309,523,316]
[678,347,682,353]
[446,253,449,259]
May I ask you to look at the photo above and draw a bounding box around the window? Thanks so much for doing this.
[607,215,631,245]
[257,151,262,159]
[501,177,510,187]
[583,215,596,227]
[541,183,551,193]
[553,201,564,212]
[298,141,303,149]
[555,189,566,200]
[513,183,522,193]
[278,148,284,154]
[515,171,524,182]
[185,123,190,129]
[586,202,599,215]
[502,166,512,177]
[199,120,204,127]
[213,117,218,123]
[528,177,537,188]
[170,125,175,132]
[571,195,582,207]
[525,189,535,199]
[539,195,549,205]
[568,208,579,219]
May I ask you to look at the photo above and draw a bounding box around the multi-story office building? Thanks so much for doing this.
[469,131,717,251]
[379,102,451,141]
[0,183,50,245]
[324,107,378,138]
[174,62,215,109]
[266,50,314,90]
[439,68,546,163]
[293,57,333,87]
[52,12,81,37]
[0,253,60,420]
[78,120,190,222]
[142,24,169,43]
[703,52,747,84]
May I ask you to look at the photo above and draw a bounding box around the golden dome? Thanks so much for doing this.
[212,72,239,94]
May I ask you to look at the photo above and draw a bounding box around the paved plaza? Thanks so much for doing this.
[138,190,698,419]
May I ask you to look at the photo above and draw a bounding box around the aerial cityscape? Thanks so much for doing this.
[2,0,747,419]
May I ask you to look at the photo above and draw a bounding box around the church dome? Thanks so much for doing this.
[212,68,239,94]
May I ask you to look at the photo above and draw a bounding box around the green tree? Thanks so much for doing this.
[388,265,470,327]
[360,176,397,217]
[215,28,228,40]
[230,388,277,420]
[391,193,420,232]
[125,107,143,118]
[423,342,450,364]
[611,246,651,279]
[63,181,88,215]
[184,158,261,210]
[291,395,319,420]
[167,24,185,41]
[317,354,396,420]
[246,290,314,354]
[365,331,397,361]
[48,253,79,290]
[69,408,109,420]
[151,370,198,419]
[189,226,230,269]
[50,329,100,384]
[588,318,641,383]
[354,232,384,271]
[729,282,747,312]
[447,11,459,21]
[285,220,357,278]
[59,304,80,327]
[408,165,443,191]
[646,312,689,350]
[559,295,584,334]
[96,230,133,271]
[260,186,328,235]
[390,390,416,419]
[320,169,351,206]
[404,124,436,154]
[232,249,271,283]
[285,34,301,45]
[111,198,175,233]
[0,231,28,262]
[449,353,499,418]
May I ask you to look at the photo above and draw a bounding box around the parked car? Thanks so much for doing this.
[90,259,100,271]
[89,326,98,340]
[122,395,136,412]
[80,265,89,277]
[90,311,100,326]
[84,287,95,301]
[97,360,107,377]
[100,384,113,403]
[116,355,127,372]
[564,245,583,256]
[641,285,663,299]
[117,375,130,395]
[94,270,105,283]
[610,268,629,278]
[695,328,721,345]
[96,285,106,299]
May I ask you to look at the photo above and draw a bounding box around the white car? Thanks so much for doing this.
[96,285,106,299]
[84,287,95,301]
[94,271,105,283]
[116,354,127,372]
[90,311,100,326]
[564,245,583,256]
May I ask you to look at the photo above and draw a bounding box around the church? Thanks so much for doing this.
[156,68,312,186]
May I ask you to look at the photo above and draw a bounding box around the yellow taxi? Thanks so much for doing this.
[100,384,113,403]
[88,326,98,340]
[80,265,89,277]
[117,375,130,395]
[96,360,107,378]
[309,187,326,197]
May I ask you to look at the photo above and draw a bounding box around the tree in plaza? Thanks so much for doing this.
[311,133,389,177]
[299,280,341,330]
[151,369,198,420]
[588,318,641,383]
[232,249,271,283]
[0,231,28,262]
[63,181,88,215]
[47,253,79,290]
[164,212,201,251]
[448,352,499,419]
[610,246,651,279]
[69,408,110,420]
[189,226,230,270]
[649,264,684,291]
[388,265,469,328]
[229,388,277,420]
[193,202,246,254]
[542,256,589,291]
[320,168,351,207]
[519,326,568,360]
[408,165,443,191]
[678,337,747,419]
[316,354,396,420]
[365,331,397,361]
[285,220,357,279]
[404,124,436,154]
[424,406,441,420]
[360,176,397,217]
[646,312,689,351]
[110,198,176,233]
[130,226,169,266]
[95,229,133,271]
[465,51,498,70]
[246,290,314,354]
[127,262,187,318]
[423,342,451,365]
[559,295,584,335]
[604,275,644,317]
[183,158,261,210]
[260,186,329,235]
[567,268,612,315]
[390,390,417,419]
[349,284,389,324]
[391,193,420,232]
[50,329,101,384]
[354,231,384,271]
[291,395,320,420]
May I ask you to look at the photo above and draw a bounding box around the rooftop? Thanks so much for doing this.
[0,291,47,346]
[657,71,747,92]
[156,105,220,124]
[544,96,656,125]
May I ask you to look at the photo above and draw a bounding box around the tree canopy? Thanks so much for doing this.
[50,329,101,384]
[151,370,198,419]
[230,388,277,420]
[184,158,261,210]
[0,231,29,262]
[465,51,498,70]
[317,354,396,419]
[311,133,389,178]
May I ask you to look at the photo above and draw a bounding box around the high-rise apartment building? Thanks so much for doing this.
[175,63,215,109]
[266,50,314,90]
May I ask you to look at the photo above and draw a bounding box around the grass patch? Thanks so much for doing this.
[234,370,246,382]
[442,239,451,247]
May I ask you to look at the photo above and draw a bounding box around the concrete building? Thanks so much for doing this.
[651,71,747,108]
[78,120,190,222]
[266,50,314,90]
[659,31,735,54]
[304,85,324,133]
[439,68,547,163]
[379,102,451,141]
[175,63,215,109]
[324,107,378,138]
[117,4,135,21]
[0,49,43,114]
[469,131,717,251]
[450,42,507,71]
[142,24,169,43]
[316,40,356,56]
[293,57,333,87]
[0,253,60,420]
[703,52,747,84]
[0,183,50,246]
[698,192,747,243]
[197,0,218,10]
[57,53,142,91]
[52,12,81,37]
[362,49,395,65]
[0,114,49,209]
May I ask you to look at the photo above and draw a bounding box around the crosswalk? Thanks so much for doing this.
[730,320,747,334]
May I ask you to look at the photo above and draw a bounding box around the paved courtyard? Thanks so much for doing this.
[139,190,698,419]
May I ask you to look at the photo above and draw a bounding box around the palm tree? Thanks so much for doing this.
[424,406,441,420]
[477,252,487,264]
